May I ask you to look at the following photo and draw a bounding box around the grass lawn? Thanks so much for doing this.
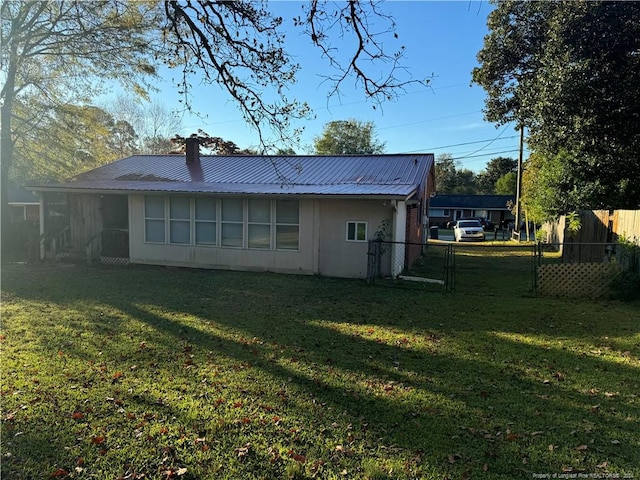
[1,255,639,479]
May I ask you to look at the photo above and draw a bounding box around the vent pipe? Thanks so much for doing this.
[186,137,200,163]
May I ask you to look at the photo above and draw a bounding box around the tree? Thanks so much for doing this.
[495,171,517,196]
[476,156,517,194]
[435,154,457,194]
[434,153,479,194]
[10,104,129,183]
[164,1,424,146]
[105,95,183,154]
[313,120,385,155]
[171,130,255,156]
[453,169,479,195]
[472,0,640,213]
[2,0,424,251]
[1,0,161,249]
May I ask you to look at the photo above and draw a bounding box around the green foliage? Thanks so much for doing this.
[495,171,517,195]
[10,104,129,183]
[610,234,640,301]
[476,156,517,194]
[434,154,479,194]
[521,151,578,221]
[534,228,548,244]
[565,211,582,236]
[473,0,640,211]
[313,119,385,155]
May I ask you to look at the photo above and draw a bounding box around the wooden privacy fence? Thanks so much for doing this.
[542,210,640,264]
[543,210,640,245]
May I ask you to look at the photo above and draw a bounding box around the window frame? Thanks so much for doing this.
[194,197,218,246]
[275,199,300,251]
[346,221,368,242]
[142,196,301,252]
[247,198,272,250]
[144,196,166,244]
[220,198,244,248]
[169,196,192,245]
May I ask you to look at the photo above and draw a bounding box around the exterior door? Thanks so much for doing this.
[101,195,129,257]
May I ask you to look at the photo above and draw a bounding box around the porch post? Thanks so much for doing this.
[38,193,45,260]
[391,200,406,277]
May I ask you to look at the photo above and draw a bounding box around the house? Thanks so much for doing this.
[30,143,435,279]
[428,194,515,228]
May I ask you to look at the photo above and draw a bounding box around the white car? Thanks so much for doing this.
[453,220,485,242]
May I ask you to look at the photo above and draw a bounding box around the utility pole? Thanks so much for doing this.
[513,126,524,241]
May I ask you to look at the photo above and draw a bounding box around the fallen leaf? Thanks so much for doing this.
[576,445,588,451]
[235,443,251,458]
[91,436,105,444]
[176,467,187,476]
[50,468,68,478]
[71,411,84,420]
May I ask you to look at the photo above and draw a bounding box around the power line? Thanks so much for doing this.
[402,134,519,152]
[455,123,513,159]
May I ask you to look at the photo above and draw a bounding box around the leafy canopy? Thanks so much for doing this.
[313,120,385,155]
[472,0,640,213]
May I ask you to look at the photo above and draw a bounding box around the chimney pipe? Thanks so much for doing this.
[186,137,199,163]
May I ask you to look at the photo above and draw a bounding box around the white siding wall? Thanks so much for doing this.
[318,199,393,278]
[129,195,394,278]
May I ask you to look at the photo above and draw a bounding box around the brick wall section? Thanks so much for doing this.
[405,204,423,268]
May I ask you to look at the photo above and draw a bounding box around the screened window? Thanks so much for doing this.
[275,200,299,250]
[144,196,165,243]
[248,199,271,249]
[346,221,367,242]
[221,198,243,247]
[195,198,217,245]
[170,197,191,244]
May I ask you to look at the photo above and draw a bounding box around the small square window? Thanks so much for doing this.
[346,221,367,242]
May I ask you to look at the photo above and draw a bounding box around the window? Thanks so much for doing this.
[145,196,165,243]
[143,196,301,251]
[195,198,216,245]
[170,197,191,244]
[346,221,367,242]
[248,199,271,249]
[221,198,243,247]
[275,200,299,250]
[428,209,450,217]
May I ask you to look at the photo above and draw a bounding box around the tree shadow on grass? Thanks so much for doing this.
[1,263,639,478]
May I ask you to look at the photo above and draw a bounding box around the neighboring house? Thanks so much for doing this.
[30,143,435,279]
[8,186,40,223]
[428,194,515,228]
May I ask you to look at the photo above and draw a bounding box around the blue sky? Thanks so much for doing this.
[152,1,521,172]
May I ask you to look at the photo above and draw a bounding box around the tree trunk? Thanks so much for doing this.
[1,43,17,255]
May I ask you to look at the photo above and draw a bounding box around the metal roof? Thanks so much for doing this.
[31,154,434,199]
